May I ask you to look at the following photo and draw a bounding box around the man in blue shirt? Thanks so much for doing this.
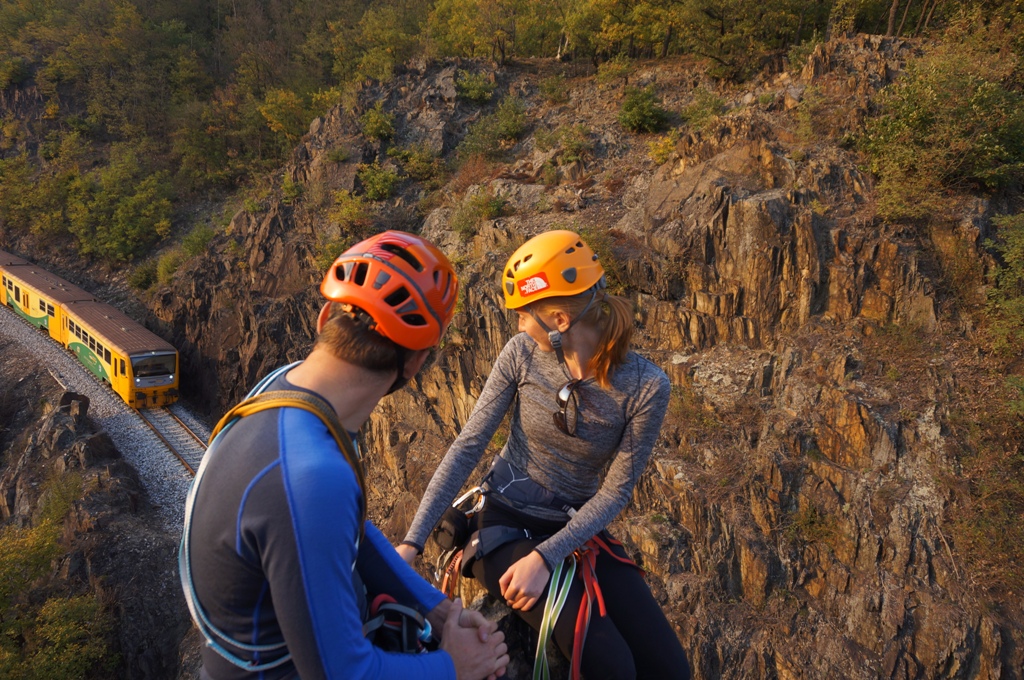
[181,231,509,679]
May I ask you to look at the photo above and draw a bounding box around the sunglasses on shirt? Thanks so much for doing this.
[553,379,582,437]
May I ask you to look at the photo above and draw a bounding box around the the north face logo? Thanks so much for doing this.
[518,273,550,297]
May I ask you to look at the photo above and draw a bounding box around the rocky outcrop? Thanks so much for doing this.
[0,391,188,678]
[152,39,1021,679]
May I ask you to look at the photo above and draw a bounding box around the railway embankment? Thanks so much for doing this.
[0,303,205,527]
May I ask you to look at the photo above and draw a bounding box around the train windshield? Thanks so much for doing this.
[131,353,176,377]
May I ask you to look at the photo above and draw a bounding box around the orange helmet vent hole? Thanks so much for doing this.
[353,262,368,285]
[381,243,424,271]
[384,287,411,307]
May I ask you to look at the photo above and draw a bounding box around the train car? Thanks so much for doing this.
[61,300,179,408]
[0,248,179,408]
[1,254,96,340]
[0,250,29,267]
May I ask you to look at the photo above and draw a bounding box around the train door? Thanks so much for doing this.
[115,355,141,407]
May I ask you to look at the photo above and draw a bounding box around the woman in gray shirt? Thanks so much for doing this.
[398,230,690,679]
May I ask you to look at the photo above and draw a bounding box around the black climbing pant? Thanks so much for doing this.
[471,501,691,680]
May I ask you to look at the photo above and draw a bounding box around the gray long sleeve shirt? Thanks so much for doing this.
[403,332,671,567]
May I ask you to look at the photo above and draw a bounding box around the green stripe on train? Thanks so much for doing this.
[68,342,109,381]
[4,291,48,329]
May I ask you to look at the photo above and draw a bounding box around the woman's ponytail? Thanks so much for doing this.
[585,293,633,388]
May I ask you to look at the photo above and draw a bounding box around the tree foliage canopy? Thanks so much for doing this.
[0,0,1020,261]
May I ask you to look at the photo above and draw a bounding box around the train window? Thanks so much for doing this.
[1,276,5,287]
[14,286,19,302]
[96,342,103,356]
[47,304,54,317]
[89,338,95,352]
[120,359,125,375]
[39,300,46,312]
[104,348,111,364]
[132,353,176,378]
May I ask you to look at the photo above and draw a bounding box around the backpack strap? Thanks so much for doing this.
[180,384,367,672]
[209,389,367,534]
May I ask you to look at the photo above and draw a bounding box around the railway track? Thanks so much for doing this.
[137,407,208,476]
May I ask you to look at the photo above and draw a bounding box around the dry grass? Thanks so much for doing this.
[944,383,1024,596]
[448,155,500,198]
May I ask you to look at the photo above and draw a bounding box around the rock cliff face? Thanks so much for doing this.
[153,37,1021,678]
[0,377,187,678]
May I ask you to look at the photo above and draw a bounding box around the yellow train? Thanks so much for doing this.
[1,249,179,408]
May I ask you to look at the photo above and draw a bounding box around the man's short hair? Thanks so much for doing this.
[315,302,403,372]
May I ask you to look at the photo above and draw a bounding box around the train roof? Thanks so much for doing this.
[0,249,30,267]
[2,263,96,303]
[64,300,176,356]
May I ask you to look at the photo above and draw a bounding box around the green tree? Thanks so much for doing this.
[618,85,669,132]
[987,213,1024,353]
[357,162,400,200]
[457,96,526,160]
[66,142,173,261]
[259,88,309,141]
[863,17,1024,220]
[359,102,396,141]
[331,1,426,84]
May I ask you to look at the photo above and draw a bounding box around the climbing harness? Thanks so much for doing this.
[432,487,485,598]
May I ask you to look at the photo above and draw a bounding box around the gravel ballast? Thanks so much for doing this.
[0,304,206,531]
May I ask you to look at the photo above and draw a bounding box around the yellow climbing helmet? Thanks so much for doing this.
[502,230,605,309]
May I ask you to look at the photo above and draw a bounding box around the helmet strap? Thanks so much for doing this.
[528,284,600,371]
[386,347,408,395]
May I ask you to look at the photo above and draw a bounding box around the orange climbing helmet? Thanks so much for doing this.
[502,230,605,309]
[320,231,458,350]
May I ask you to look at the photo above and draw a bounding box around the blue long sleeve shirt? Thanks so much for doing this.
[186,372,455,680]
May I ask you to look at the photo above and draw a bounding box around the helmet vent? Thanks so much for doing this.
[441,272,453,299]
[373,271,391,290]
[506,268,514,278]
[384,287,411,307]
[562,268,577,283]
[523,254,533,263]
[402,314,428,327]
[352,262,369,285]
[565,247,576,254]
[380,243,424,271]
[576,241,583,248]
[505,282,515,296]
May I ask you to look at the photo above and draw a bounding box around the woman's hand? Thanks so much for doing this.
[395,543,418,566]
[498,550,551,612]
